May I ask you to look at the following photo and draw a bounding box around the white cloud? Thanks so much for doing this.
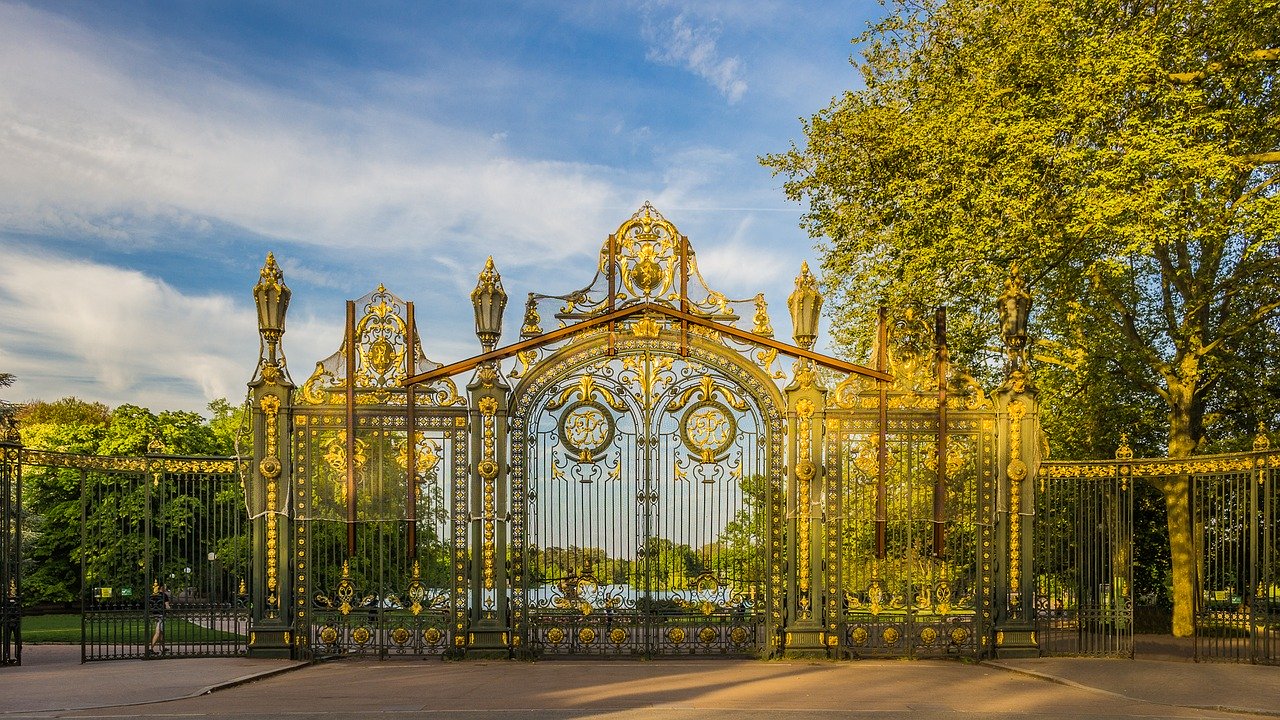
[0,3,626,262]
[644,11,748,103]
[0,245,250,409]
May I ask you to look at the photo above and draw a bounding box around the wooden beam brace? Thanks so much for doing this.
[402,302,892,387]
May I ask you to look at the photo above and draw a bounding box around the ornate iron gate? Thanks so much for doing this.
[291,285,469,658]
[245,206,1046,661]
[824,356,997,658]
[1035,452,1135,657]
[502,206,790,657]
[1183,442,1278,664]
[1,427,19,666]
[13,450,249,661]
[512,340,784,657]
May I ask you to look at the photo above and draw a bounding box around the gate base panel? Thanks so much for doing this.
[995,623,1039,658]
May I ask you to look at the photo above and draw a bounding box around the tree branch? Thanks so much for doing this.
[1166,48,1280,84]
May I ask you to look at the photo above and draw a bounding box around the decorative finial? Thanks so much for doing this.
[1254,423,1271,452]
[1115,433,1134,461]
[148,437,167,454]
[752,295,774,337]
[788,262,822,350]
[521,295,543,337]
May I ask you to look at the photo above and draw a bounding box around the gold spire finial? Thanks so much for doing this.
[1254,423,1271,452]
[1115,433,1134,460]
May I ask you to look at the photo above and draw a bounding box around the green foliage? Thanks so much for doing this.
[17,397,245,606]
[764,0,1280,636]
[763,0,1280,454]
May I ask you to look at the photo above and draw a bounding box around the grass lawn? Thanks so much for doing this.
[22,613,246,644]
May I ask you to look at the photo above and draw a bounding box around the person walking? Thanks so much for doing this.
[149,583,171,654]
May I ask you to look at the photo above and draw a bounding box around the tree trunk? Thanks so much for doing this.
[1163,376,1199,637]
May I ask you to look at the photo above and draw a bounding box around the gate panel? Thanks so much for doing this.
[1189,453,1279,664]
[826,413,993,658]
[516,343,781,657]
[1034,463,1133,657]
[17,452,254,662]
[295,412,466,658]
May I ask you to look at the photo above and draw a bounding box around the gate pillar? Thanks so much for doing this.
[782,263,830,656]
[1,416,21,667]
[247,254,296,658]
[465,258,511,657]
[992,267,1040,658]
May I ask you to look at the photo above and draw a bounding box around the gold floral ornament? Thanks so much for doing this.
[1253,423,1270,452]
[300,284,462,407]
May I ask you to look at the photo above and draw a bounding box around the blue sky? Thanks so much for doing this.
[0,1,882,413]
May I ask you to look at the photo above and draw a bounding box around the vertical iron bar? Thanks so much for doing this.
[406,301,417,560]
[345,300,357,556]
[679,236,689,357]
[934,307,947,558]
[875,307,887,559]
[1250,465,1260,664]
[79,468,88,664]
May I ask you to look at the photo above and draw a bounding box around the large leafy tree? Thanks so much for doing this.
[764,0,1279,635]
[19,399,242,603]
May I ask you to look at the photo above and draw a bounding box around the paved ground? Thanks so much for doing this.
[1,643,1277,720]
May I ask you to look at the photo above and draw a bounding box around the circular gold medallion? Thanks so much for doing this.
[578,627,596,644]
[319,625,339,645]
[390,627,410,645]
[950,627,969,645]
[558,401,614,463]
[697,627,717,644]
[729,626,749,645]
[546,627,565,645]
[668,627,686,644]
[882,627,900,645]
[351,626,371,645]
[681,400,736,461]
[850,626,869,645]
[423,627,443,645]
[609,628,627,644]
[919,627,938,645]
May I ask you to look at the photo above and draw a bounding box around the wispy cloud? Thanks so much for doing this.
[643,11,747,103]
[0,3,626,263]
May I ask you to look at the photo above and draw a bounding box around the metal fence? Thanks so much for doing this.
[1182,453,1279,663]
[1039,447,1280,664]
[1034,462,1134,657]
[18,450,249,661]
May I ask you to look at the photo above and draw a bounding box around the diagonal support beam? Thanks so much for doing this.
[402,302,891,386]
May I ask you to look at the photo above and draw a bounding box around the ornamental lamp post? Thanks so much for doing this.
[788,261,823,350]
[253,252,291,365]
[471,256,508,352]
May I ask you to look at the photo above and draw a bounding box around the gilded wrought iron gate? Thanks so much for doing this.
[1035,456,1134,657]
[292,286,469,658]
[823,367,997,658]
[1,430,19,667]
[513,342,783,657]
[1183,444,1278,664]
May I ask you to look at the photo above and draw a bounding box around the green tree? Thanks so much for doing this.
[763,0,1280,635]
[18,398,244,604]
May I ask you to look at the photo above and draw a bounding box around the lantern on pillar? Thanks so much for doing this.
[471,256,508,352]
[253,253,291,367]
[788,261,823,350]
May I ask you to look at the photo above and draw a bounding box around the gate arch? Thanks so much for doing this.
[509,331,786,657]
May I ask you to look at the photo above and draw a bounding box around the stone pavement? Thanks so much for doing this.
[0,643,1276,719]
